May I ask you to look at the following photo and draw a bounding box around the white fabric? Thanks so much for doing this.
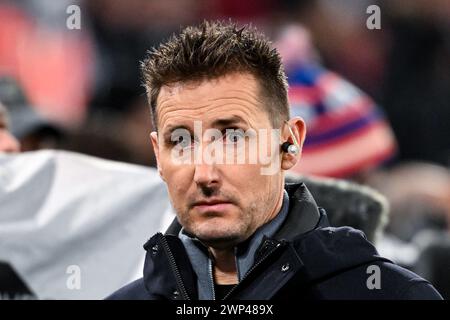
[0,150,173,299]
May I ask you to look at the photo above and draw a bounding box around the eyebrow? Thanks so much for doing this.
[211,115,247,128]
[162,124,191,142]
[161,115,248,142]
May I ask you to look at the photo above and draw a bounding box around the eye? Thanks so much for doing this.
[224,128,245,144]
[170,129,193,148]
[175,135,190,148]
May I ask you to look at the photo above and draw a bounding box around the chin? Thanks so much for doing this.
[191,221,246,248]
[197,234,242,249]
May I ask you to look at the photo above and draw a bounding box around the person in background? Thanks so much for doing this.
[0,101,20,153]
[0,76,63,152]
[276,24,397,179]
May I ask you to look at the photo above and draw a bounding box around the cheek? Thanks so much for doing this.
[163,168,195,208]
[228,164,273,197]
[166,170,189,196]
[252,167,279,199]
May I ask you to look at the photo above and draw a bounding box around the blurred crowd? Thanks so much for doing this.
[0,0,449,299]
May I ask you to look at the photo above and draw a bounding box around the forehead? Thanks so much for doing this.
[156,72,267,129]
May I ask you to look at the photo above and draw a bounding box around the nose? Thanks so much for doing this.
[193,161,221,188]
[0,130,21,153]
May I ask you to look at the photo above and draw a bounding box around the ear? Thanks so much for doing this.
[150,131,165,181]
[281,117,306,171]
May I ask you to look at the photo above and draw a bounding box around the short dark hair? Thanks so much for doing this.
[141,20,290,130]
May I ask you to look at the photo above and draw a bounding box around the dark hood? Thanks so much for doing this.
[275,182,390,284]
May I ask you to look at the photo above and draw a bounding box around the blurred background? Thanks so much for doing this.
[0,0,449,299]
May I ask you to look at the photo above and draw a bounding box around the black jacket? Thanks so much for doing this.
[107,183,442,300]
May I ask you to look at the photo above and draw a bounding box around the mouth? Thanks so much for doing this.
[191,199,234,214]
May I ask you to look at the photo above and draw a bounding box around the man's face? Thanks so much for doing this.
[151,73,287,248]
[0,106,20,153]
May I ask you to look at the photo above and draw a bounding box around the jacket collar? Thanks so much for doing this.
[273,182,323,240]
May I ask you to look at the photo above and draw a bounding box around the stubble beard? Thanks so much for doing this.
[177,191,277,250]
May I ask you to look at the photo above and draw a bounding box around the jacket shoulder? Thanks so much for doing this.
[293,226,442,299]
[377,262,443,300]
[105,278,151,300]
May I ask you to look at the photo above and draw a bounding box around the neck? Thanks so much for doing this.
[259,178,285,228]
[209,247,238,285]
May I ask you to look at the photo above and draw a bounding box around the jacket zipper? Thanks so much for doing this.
[208,258,216,300]
[222,240,286,300]
[159,234,191,300]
